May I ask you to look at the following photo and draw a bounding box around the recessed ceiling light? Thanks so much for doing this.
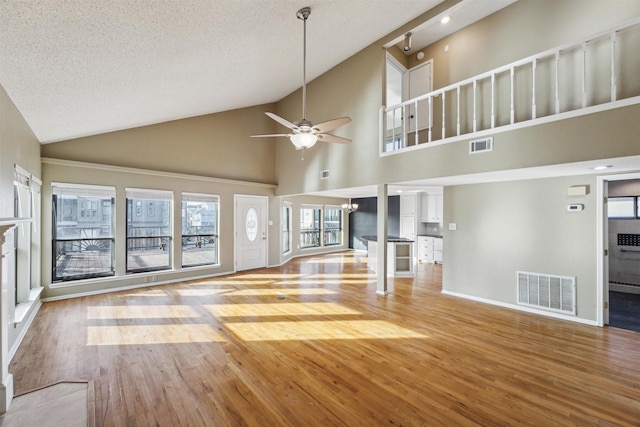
[593,165,612,170]
[397,190,403,193]
[441,16,451,24]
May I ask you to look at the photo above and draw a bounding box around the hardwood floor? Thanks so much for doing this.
[10,251,640,426]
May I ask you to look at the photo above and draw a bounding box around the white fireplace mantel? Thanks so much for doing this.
[0,218,33,414]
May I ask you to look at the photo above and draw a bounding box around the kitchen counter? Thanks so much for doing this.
[417,234,443,238]
[365,237,414,278]
[362,235,414,243]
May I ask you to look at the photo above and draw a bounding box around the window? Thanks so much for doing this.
[608,197,639,219]
[52,183,115,281]
[300,205,344,249]
[126,188,172,273]
[282,203,292,254]
[300,206,321,248]
[181,193,219,267]
[324,207,343,246]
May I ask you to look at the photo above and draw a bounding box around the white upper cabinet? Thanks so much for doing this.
[400,194,416,216]
[422,193,443,223]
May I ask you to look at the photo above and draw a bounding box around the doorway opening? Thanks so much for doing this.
[598,173,640,332]
[606,178,640,332]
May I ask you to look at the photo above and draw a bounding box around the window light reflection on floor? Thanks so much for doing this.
[225,320,428,341]
[175,288,338,297]
[86,324,226,346]
[205,302,361,317]
[87,305,200,319]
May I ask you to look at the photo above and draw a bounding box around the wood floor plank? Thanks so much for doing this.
[9,251,640,426]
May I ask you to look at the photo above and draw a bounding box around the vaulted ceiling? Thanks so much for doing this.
[1,0,516,144]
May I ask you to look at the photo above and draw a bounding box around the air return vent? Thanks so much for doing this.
[320,170,330,179]
[469,137,493,154]
[517,271,576,315]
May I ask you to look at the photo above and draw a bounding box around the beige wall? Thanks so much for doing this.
[0,84,41,216]
[42,104,278,185]
[274,0,640,197]
[442,175,600,321]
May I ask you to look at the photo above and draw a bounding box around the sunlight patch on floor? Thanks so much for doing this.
[224,320,428,341]
[175,288,338,297]
[205,302,361,317]
[86,324,226,345]
[87,305,199,319]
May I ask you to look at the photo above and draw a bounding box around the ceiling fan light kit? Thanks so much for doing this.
[251,6,352,155]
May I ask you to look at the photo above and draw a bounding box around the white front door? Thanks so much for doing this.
[235,195,268,271]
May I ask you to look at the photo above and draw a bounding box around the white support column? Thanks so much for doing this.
[376,185,389,296]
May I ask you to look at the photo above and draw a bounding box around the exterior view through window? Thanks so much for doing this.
[52,183,115,281]
[126,189,172,273]
[181,193,219,267]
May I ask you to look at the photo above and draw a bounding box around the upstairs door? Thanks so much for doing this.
[407,61,433,135]
[235,195,268,271]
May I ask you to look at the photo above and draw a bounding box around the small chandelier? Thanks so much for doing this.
[342,200,359,214]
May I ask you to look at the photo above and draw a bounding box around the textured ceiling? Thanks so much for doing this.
[1,0,513,144]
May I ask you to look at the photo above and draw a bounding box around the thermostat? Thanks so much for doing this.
[567,204,584,212]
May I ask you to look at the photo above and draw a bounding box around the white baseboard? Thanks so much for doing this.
[441,290,599,327]
[42,270,234,302]
[9,300,42,362]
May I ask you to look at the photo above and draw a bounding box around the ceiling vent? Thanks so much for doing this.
[321,170,330,179]
[469,137,493,154]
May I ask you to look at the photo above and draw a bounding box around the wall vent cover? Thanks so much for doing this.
[469,137,493,154]
[320,170,330,179]
[517,271,576,315]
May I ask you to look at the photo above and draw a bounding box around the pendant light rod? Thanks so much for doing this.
[297,7,311,120]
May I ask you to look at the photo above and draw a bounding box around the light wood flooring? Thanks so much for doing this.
[9,251,640,426]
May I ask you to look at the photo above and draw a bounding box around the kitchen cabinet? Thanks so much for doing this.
[367,238,414,277]
[423,194,443,223]
[417,236,433,263]
[433,237,443,263]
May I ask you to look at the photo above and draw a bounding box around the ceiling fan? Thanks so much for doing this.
[251,6,352,152]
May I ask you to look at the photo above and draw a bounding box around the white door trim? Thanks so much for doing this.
[596,172,640,326]
[234,194,269,272]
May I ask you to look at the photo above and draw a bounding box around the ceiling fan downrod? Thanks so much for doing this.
[297,7,311,121]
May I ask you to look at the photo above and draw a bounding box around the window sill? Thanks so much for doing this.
[14,287,44,326]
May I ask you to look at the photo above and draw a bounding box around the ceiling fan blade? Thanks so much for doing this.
[318,133,351,144]
[313,117,352,133]
[250,133,290,138]
[265,112,298,130]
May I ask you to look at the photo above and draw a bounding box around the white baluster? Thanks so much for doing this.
[582,42,587,108]
[510,66,515,124]
[611,31,617,102]
[532,59,537,120]
[456,86,461,136]
[442,91,446,139]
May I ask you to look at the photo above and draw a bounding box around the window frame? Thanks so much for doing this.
[282,202,292,255]
[125,188,173,274]
[323,205,343,246]
[52,182,116,282]
[181,192,220,268]
[608,196,639,219]
[300,205,322,249]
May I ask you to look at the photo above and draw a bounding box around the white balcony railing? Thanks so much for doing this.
[381,18,640,155]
